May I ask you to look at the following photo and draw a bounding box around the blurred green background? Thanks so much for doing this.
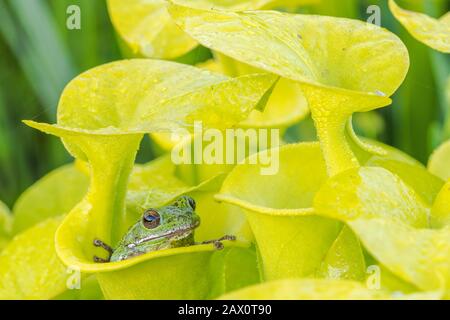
[0,0,448,207]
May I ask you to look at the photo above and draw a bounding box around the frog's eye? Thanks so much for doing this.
[143,209,160,229]
[187,197,196,210]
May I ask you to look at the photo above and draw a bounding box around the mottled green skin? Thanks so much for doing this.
[110,196,200,262]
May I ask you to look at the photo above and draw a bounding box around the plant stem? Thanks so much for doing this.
[72,134,142,245]
[311,109,359,177]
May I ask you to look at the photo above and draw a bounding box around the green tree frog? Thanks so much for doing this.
[93,196,235,262]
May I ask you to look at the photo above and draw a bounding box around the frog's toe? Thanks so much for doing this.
[213,241,224,250]
[93,238,113,254]
[93,255,109,263]
[221,235,236,241]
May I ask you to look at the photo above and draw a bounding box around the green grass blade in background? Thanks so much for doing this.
[375,0,443,163]
[0,2,58,120]
[49,0,122,71]
[425,0,450,144]
[309,0,359,18]
[1,0,77,119]
[50,0,100,71]
[429,51,450,145]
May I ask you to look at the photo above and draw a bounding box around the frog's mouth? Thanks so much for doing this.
[127,220,200,248]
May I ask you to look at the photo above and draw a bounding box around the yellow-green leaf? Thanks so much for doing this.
[351,219,450,296]
[352,135,444,206]
[95,243,250,299]
[107,0,197,59]
[54,276,104,300]
[205,56,309,129]
[365,157,444,206]
[314,167,450,295]
[0,217,67,299]
[428,139,450,181]
[431,180,450,228]
[429,140,450,228]
[317,226,366,281]
[389,0,450,53]
[191,190,254,242]
[12,164,88,235]
[207,246,260,298]
[46,59,276,136]
[169,3,407,95]
[216,143,356,281]
[314,167,430,228]
[367,262,420,294]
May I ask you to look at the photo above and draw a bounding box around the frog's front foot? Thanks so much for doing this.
[200,235,236,250]
[93,238,113,263]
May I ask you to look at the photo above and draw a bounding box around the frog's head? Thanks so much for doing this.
[143,195,199,230]
[130,196,200,246]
